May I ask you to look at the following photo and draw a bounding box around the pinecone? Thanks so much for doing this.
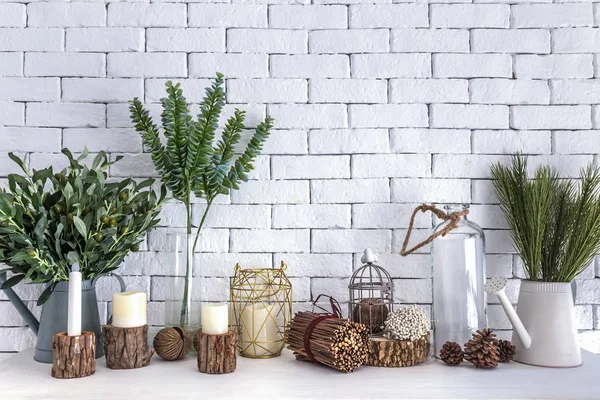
[440,341,464,366]
[464,329,500,369]
[498,339,516,362]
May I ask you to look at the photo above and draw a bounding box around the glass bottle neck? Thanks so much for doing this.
[444,204,469,218]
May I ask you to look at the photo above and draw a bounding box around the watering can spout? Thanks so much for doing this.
[485,277,532,349]
[0,272,40,336]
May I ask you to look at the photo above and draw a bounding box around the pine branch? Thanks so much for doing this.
[492,155,600,282]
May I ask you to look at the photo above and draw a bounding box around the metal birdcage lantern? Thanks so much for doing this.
[230,261,292,359]
[349,249,394,336]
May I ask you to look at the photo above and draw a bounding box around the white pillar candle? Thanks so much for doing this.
[112,291,147,328]
[201,303,229,335]
[240,303,280,357]
[67,263,82,337]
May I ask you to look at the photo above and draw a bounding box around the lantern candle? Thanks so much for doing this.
[112,291,147,328]
[240,303,280,357]
[67,263,82,336]
[201,303,229,335]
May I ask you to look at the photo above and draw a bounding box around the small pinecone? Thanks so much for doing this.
[498,339,516,362]
[464,329,500,369]
[440,341,464,366]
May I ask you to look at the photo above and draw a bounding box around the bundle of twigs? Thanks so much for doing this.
[285,311,369,373]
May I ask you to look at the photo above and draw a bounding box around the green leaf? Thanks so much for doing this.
[77,147,89,162]
[34,215,47,245]
[8,153,27,173]
[1,274,24,289]
[72,216,87,238]
[135,179,155,191]
[11,252,32,262]
[10,233,31,245]
[32,167,51,183]
[54,223,64,254]
[63,182,74,202]
[37,284,54,306]
[66,251,80,266]
[0,193,14,217]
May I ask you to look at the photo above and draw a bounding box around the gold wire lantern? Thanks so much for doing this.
[230,261,292,359]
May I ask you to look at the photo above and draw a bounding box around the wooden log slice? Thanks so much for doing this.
[196,330,237,374]
[366,332,430,368]
[51,331,96,379]
[102,325,154,369]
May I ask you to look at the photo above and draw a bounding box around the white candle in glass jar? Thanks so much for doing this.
[201,303,229,335]
[240,303,280,357]
[112,291,147,328]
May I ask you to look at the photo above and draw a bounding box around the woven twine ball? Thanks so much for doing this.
[153,327,192,361]
[353,298,389,334]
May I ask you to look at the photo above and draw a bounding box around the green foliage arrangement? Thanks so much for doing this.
[129,73,273,325]
[491,155,600,282]
[0,149,166,304]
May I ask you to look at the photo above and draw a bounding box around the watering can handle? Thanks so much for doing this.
[92,273,127,325]
[0,272,40,336]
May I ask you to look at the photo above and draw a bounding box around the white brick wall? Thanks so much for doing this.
[2,0,600,357]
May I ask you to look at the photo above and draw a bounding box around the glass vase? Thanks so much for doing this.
[432,204,486,357]
[165,230,202,334]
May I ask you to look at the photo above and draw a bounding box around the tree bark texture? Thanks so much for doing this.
[51,331,96,379]
[102,325,154,369]
[196,330,237,374]
[366,332,430,367]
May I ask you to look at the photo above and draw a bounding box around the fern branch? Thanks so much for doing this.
[188,73,225,199]
[161,81,191,200]
[224,116,274,192]
[129,98,177,192]
[205,109,246,200]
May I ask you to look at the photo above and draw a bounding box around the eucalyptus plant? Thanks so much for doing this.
[0,149,165,304]
[129,73,273,326]
[491,155,600,282]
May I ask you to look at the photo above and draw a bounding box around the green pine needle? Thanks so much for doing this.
[491,155,600,282]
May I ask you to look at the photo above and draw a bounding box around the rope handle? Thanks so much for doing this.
[400,204,469,256]
[311,294,342,318]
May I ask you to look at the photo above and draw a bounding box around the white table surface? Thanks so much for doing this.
[1,348,600,399]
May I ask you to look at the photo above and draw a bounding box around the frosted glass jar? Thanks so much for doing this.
[432,204,487,357]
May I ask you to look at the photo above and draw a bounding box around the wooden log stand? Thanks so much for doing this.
[196,330,237,374]
[366,332,430,368]
[51,331,96,379]
[102,325,154,369]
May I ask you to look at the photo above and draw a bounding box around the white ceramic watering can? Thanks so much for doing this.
[485,277,581,368]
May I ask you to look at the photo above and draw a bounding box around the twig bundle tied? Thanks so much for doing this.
[285,311,369,373]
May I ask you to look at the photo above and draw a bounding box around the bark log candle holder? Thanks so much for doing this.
[51,331,96,379]
[195,330,237,374]
[366,332,430,368]
[102,325,154,369]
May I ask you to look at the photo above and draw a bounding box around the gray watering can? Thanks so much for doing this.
[0,272,126,363]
